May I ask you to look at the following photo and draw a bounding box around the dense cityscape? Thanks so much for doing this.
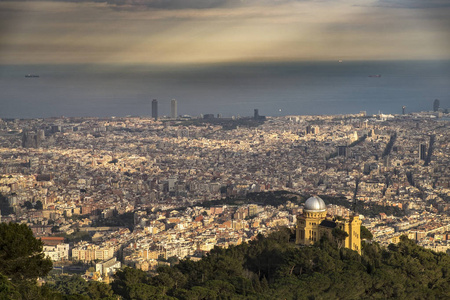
[1,102,449,291]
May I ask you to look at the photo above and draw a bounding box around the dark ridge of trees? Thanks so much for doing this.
[55,230,92,243]
[318,194,406,217]
[200,190,303,208]
[382,132,397,158]
[2,225,450,299]
[109,229,450,300]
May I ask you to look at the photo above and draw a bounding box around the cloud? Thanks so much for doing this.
[1,0,449,64]
[0,0,307,10]
[374,0,450,9]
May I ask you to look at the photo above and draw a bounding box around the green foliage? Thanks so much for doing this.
[111,267,151,298]
[86,281,115,299]
[56,230,91,243]
[360,226,373,240]
[23,201,33,210]
[111,228,450,299]
[0,273,21,300]
[319,194,406,217]
[2,226,450,299]
[0,223,52,282]
[35,200,43,210]
[51,275,89,296]
[200,190,301,208]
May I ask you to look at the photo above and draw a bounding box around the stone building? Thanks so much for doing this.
[296,196,361,254]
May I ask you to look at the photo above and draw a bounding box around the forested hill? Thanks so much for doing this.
[2,225,450,299]
[110,228,450,299]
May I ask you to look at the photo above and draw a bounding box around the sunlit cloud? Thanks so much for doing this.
[1,0,449,64]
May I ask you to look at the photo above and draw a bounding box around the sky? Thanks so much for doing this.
[1,0,449,64]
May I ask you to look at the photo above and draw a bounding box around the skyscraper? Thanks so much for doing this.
[171,99,177,119]
[433,99,440,112]
[402,106,406,115]
[152,99,158,120]
[419,143,427,160]
[337,145,348,157]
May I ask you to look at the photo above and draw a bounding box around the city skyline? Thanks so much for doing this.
[1,0,450,65]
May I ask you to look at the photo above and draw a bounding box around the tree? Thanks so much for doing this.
[332,228,349,249]
[0,273,21,300]
[23,201,33,210]
[35,200,43,210]
[112,267,150,298]
[360,226,373,240]
[87,281,114,299]
[0,223,52,282]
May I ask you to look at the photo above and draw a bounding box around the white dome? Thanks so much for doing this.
[304,196,327,212]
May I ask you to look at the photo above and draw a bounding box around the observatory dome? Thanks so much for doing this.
[304,196,327,212]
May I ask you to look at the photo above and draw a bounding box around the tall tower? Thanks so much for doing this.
[419,143,427,160]
[402,106,406,115]
[338,145,348,157]
[171,99,177,119]
[433,99,440,112]
[254,109,259,119]
[152,99,158,120]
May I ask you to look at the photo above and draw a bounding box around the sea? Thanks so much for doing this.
[1,60,449,119]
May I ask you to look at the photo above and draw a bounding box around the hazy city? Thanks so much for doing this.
[2,0,450,298]
[1,98,449,297]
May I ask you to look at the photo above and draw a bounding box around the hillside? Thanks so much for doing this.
[2,224,450,299]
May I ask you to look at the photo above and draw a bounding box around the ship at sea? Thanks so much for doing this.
[368,74,381,77]
[25,74,39,78]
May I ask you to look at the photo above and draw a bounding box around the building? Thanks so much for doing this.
[22,130,44,148]
[306,125,319,135]
[41,237,70,261]
[419,143,427,160]
[337,146,348,157]
[72,245,115,262]
[152,99,158,120]
[253,109,266,120]
[433,99,440,112]
[296,196,361,254]
[171,99,177,119]
[95,257,121,276]
[402,106,406,115]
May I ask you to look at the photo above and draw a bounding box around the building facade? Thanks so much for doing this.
[296,196,361,254]
[171,99,177,119]
[152,99,158,120]
[41,237,70,261]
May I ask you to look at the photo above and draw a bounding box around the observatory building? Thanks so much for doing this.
[296,196,361,254]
